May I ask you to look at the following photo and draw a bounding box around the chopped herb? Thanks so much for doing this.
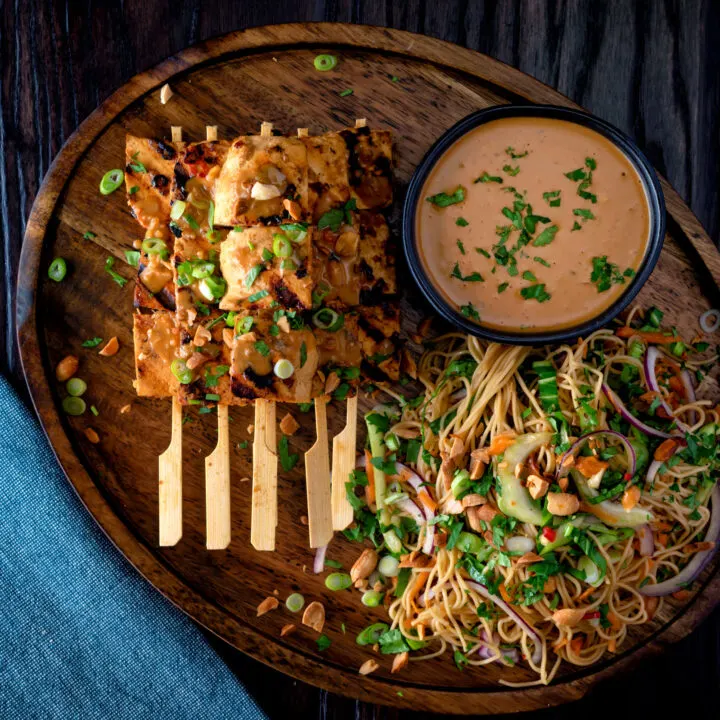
[573,208,596,220]
[205,393,220,402]
[565,167,586,181]
[533,256,551,267]
[460,302,480,321]
[474,172,503,184]
[90,405,99,417]
[124,250,140,267]
[237,441,248,450]
[456,239,466,255]
[81,337,103,348]
[521,283,551,303]
[128,186,139,195]
[247,289,269,303]
[254,340,271,357]
[498,282,509,293]
[426,186,466,207]
[503,164,520,176]
[339,88,354,97]
[299,341,307,368]
[571,221,582,231]
[316,634,331,652]
[585,157,597,170]
[244,264,264,288]
[542,190,561,207]
[505,146,529,159]
[532,225,559,247]
[104,257,128,287]
[451,262,483,282]
[456,217,469,227]
[476,247,490,258]
[278,435,299,472]
[590,256,629,292]
[184,214,200,230]
[83,231,97,240]
[522,270,537,282]
[391,75,399,82]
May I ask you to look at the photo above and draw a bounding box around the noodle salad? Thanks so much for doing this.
[340,307,720,684]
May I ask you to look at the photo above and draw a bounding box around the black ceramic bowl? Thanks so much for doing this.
[402,105,666,345]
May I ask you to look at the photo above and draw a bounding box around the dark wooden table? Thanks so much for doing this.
[3,1,719,717]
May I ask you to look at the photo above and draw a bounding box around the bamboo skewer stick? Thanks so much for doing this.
[251,399,278,550]
[202,123,231,550]
[205,404,231,549]
[331,394,357,531]
[159,396,183,545]
[305,396,333,548]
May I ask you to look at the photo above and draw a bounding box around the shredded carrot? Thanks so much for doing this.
[644,595,659,620]
[574,455,609,478]
[364,449,376,505]
[654,438,681,462]
[607,637,617,653]
[578,586,596,602]
[607,612,622,631]
[615,327,676,344]
[645,558,656,571]
[622,485,641,511]
[417,489,438,514]
[668,375,685,396]
[569,636,584,654]
[407,571,429,612]
[653,520,673,532]
[558,476,569,491]
[498,582,513,604]
[656,533,669,547]
[488,434,516,456]
[671,589,692,601]
[553,638,568,651]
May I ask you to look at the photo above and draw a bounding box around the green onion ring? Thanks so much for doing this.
[100,169,124,195]
[48,257,67,282]
[313,54,338,72]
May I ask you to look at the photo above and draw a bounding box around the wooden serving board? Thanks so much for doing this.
[16,24,720,714]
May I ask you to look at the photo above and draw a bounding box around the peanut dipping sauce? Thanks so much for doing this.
[416,117,651,333]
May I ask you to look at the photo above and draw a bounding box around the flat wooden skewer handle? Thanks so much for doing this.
[251,399,278,551]
[159,396,182,546]
[331,394,357,530]
[305,397,333,548]
[205,404,231,549]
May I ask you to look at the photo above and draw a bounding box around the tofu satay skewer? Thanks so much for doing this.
[251,120,280,551]
[157,124,185,547]
[296,126,335,548]
[202,124,232,550]
[331,394,357,530]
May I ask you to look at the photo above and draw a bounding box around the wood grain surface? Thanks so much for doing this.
[4,3,720,718]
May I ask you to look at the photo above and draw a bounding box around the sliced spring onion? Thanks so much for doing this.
[189,196,209,210]
[66,378,87,397]
[385,433,400,452]
[280,259,297,271]
[285,593,305,612]
[532,360,559,412]
[170,358,193,384]
[62,396,86,416]
[378,555,399,577]
[314,54,338,72]
[48,258,67,282]
[235,316,254,335]
[361,590,383,608]
[281,223,308,243]
[100,169,124,195]
[356,622,389,646]
[225,311,237,328]
[170,200,186,221]
[198,276,226,301]
[325,572,352,591]
[577,555,602,586]
[272,233,292,258]
[207,200,215,231]
[191,261,215,279]
[312,308,344,332]
[141,238,168,257]
[273,358,294,379]
[699,308,720,334]
[451,469,471,498]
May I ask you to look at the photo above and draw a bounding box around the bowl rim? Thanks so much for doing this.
[401,104,667,345]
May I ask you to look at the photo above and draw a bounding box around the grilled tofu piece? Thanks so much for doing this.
[219,226,313,311]
[172,140,229,200]
[313,211,396,308]
[125,136,178,239]
[337,127,393,210]
[302,133,351,222]
[356,303,401,382]
[229,311,320,403]
[133,310,179,397]
[214,135,310,226]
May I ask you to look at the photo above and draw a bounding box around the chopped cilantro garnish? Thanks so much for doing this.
[520,283,551,302]
[426,186,466,207]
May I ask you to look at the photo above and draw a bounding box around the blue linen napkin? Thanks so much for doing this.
[0,375,265,720]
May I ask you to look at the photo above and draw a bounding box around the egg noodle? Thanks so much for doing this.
[345,307,719,685]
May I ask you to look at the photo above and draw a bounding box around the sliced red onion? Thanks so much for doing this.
[679,369,697,426]
[465,581,542,665]
[557,430,636,479]
[476,644,521,664]
[602,383,673,440]
[644,346,675,418]
[395,497,425,525]
[641,485,720,597]
[313,544,328,574]
[357,457,436,555]
[637,524,655,557]
[699,309,720,334]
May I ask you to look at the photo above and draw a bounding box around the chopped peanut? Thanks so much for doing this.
[417,316,433,338]
[526,474,549,500]
[516,552,544,567]
[471,447,491,464]
[280,623,296,638]
[159,83,173,104]
[186,352,208,370]
[461,493,486,509]
[55,355,79,382]
[654,438,682,462]
[547,492,580,516]
[438,458,455,492]
[350,548,378,582]
[466,507,483,533]
[119,404,131,414]
[552,607,587,627]
[279,412,300,436]
[359,659,379,675]
[193,325,212,347]
[324,372,340,395]
[302,601,325,632]
[282,198,302,220]
[222,328,234,347]
[469,457,486,480]
[84,428,100,444]
[449,436,465,462]
[621,485,641,511]
[391,651,409,674]
[256,596,279,616]
[98,336,120,357]
[475,504,499,523]
[276,315,290,333]
[395,426,420,439]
